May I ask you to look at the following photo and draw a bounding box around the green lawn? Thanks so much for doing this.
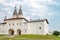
[0,34,60,40]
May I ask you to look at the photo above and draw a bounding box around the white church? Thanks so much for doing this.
[0,6,49,35]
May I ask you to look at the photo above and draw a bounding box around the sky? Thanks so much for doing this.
[0,0,60,32]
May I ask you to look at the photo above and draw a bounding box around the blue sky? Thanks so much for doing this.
[0,0,60,32]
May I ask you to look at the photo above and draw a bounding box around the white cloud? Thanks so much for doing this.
[19,0,55,18]
[0,0,56,19]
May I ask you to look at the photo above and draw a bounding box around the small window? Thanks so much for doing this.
[20,23,21,25]
[41,23,42,24]
[17,23,18,25]
[13,23,14,26]
[39,27,41,29]
[9,24,10,26]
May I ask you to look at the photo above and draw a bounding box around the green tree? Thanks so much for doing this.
[53,31,60,36]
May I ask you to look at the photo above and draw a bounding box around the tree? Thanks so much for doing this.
[53,31,60,36]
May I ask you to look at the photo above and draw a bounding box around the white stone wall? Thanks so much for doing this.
[0,19,48,35]
[0,19,28,35]
[0,24,7,34]
[44,21,48,35]
[6,19,27,35]
[28,22,45,35]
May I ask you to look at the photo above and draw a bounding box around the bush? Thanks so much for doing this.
[53,31,60,36]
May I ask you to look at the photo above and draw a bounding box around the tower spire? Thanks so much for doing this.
[17,5,23,18]
[18,5,23,16]
[4,16,6,20]
[13,6,17,17]
[4,15,7,22]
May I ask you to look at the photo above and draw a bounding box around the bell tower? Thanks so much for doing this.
[13,7,17,18]
[17,5,23,18]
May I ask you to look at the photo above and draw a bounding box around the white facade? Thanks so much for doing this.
[0,6,49,35]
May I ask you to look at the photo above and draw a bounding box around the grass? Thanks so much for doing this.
[14,35,60,40]
[0,34,60,40]
[0,34,7,36]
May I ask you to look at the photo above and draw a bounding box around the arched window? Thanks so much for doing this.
[17,23,18,25]
[9,24,10,26]
[39,27,41,29]
[13,23,14,26]
[20,23,21,25]
[41,23,42,24]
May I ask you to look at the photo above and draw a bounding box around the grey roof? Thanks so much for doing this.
[13,7,17,16]
[0,22,6,25]
[18,6,23,15]
[28,19,49,24]
[4,17,28,22]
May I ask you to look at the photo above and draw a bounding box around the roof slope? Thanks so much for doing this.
[28,19,49,24]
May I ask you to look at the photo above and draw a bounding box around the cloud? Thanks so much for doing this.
[0,0,59,19]
[20,0,55,18]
